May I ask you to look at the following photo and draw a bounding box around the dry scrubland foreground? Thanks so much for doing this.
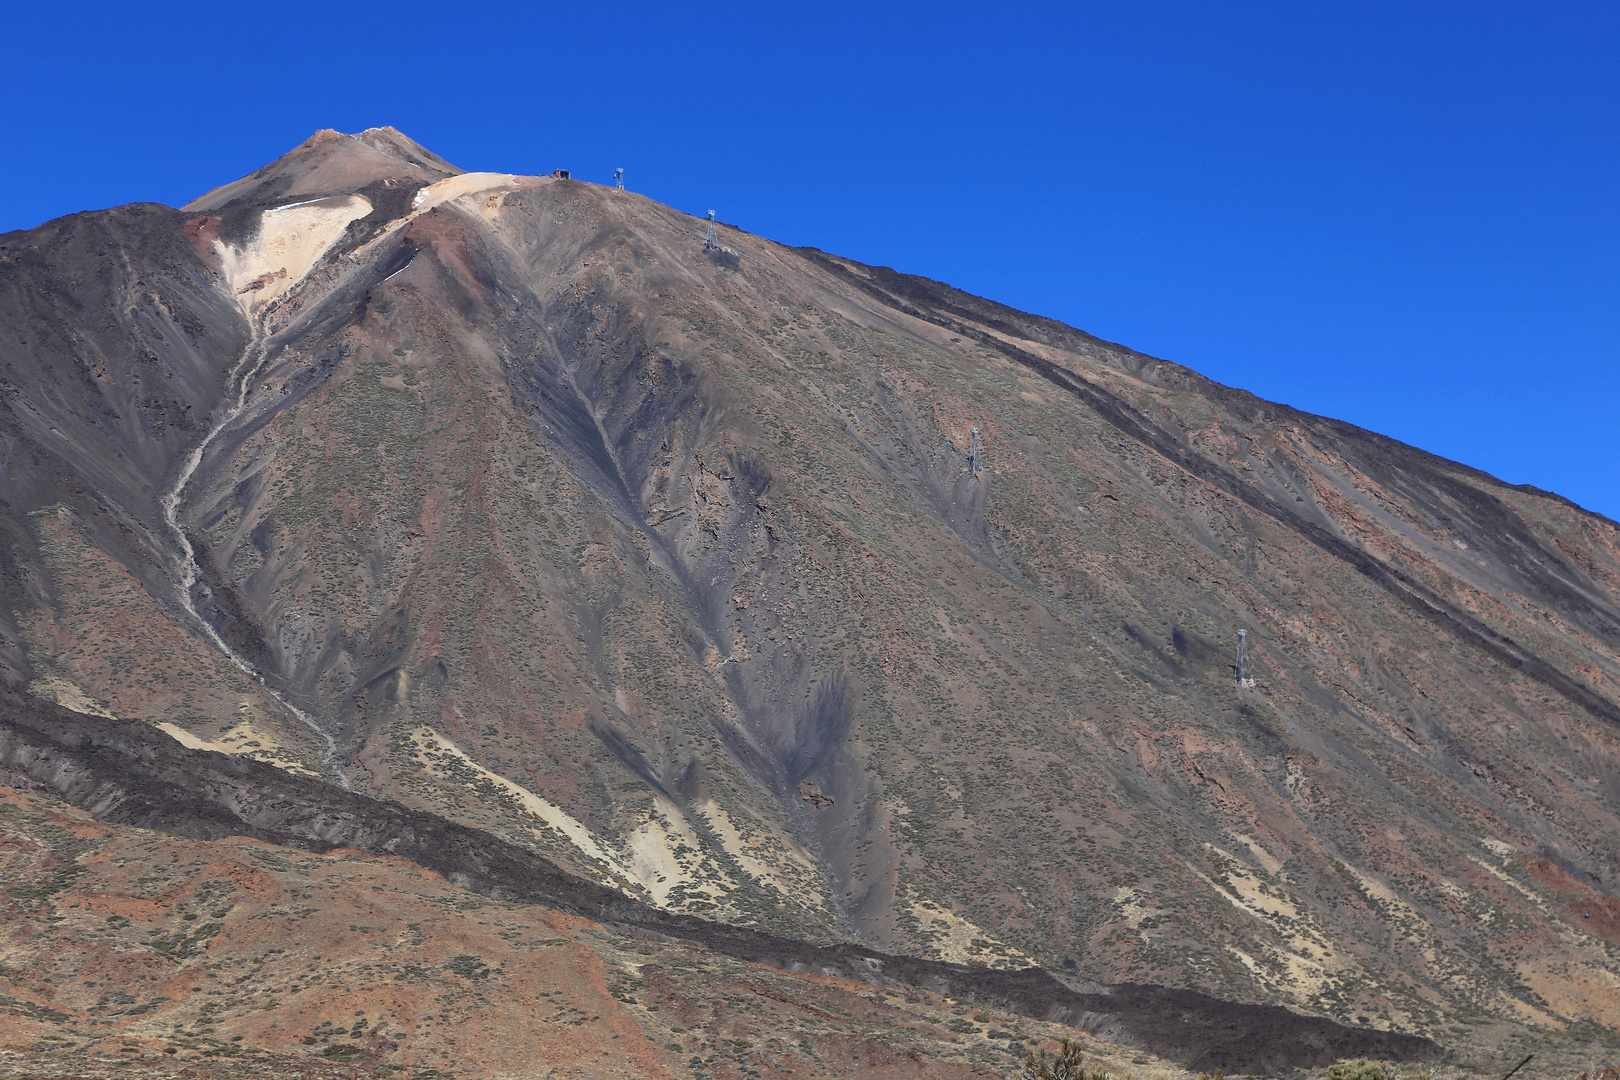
[0,780,1138,1080]
[0,128,1617,1076]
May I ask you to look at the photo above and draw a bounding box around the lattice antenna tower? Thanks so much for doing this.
[705,210,719,250]
[613,168,625,191]
[1236,629,1255,687]
[966,427,982,473]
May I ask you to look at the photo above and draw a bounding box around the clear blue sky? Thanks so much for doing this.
[4,1,1616,519]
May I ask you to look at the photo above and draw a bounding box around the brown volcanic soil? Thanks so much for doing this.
[0,694,1438,1074]
[0,778,1184,1080]
[2,128,1619,1073]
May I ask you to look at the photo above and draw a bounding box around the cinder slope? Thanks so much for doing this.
[2,129,1617,1065]
[182,127,461,215]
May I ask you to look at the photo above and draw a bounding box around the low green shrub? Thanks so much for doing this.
[1020,1038,1111,1080]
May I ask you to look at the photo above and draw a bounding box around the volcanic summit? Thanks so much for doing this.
[1,128,1616,1078]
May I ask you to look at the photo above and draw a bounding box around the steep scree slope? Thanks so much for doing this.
[2,128,1618,1062]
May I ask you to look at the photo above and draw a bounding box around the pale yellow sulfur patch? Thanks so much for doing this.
[154,719,321,778]
[907,897,1035,969]
[1468,854,1547,910]
[218,195,372,315]
[403,726,746,911]
[1114,886,1155,931]
[1189,848,1350,997]
[404,726,623,872]
[693,797,828,914]
[1229,831,1285,876]
[409,172,533,215]
[621,801,733,907]
[29,673,114,718]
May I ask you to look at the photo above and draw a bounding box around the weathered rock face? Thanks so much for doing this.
[2,127,1618,1059]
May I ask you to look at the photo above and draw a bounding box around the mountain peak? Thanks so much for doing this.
[3,127,1618,1076]
[182,126,462,213]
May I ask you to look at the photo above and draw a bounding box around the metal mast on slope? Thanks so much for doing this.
[1236,629,1255,687]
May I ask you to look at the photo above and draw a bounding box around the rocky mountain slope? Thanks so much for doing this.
[2,127,1617,1073]
[0,772,1138,1080]
[0,696,1435,1076]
